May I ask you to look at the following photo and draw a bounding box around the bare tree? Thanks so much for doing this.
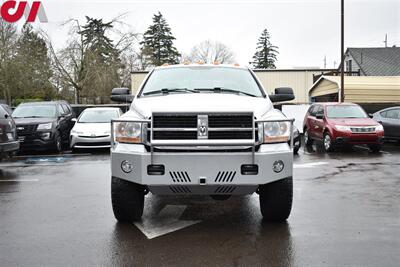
[189,40,235,64]
[43,16,140,104]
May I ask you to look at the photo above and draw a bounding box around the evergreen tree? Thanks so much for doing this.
[140,12,181,66]
[14,23,54,101]
[251,29,279,69]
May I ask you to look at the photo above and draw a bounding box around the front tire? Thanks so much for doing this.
[53,132,63,153]
[304,128,313,146]
[323,132,334,152]
[259,177,293,222]
[111,177,144,222]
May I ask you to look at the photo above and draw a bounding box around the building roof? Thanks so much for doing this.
[347,47,400,76]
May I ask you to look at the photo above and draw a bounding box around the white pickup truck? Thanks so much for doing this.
[110,64,295,222]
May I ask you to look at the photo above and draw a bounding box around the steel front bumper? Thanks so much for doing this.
[111,143,293,195]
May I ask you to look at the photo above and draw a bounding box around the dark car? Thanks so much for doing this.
[12,101,75,152]
[289,125,301,154]
[303,103,384,153]
[372,107,400,142]
[0,105,19,159]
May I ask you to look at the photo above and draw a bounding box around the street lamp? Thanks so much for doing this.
[340,0,345,103]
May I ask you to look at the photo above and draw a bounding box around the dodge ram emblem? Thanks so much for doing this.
[197,115,208,139]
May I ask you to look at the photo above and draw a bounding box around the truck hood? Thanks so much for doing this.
[327,118,380,126]
[130,93,273,119]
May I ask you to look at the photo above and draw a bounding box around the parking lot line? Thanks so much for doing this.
[0,179,39,182]
[294,162,329,168]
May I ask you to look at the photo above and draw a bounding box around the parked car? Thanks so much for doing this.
[0,105,19,159]
[110,64,296,223]
[12,101,75,152]
[70,107,123,150]
[303,103,384,153]
[372,107,400,142]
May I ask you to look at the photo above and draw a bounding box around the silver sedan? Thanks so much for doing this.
[70,107,123,150]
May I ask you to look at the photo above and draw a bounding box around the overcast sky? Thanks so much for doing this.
[32,0,400,69]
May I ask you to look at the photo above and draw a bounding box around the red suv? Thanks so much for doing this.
[303,103,384,152]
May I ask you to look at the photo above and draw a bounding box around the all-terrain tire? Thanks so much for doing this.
[259,177,293,222]
[111,177,144,222]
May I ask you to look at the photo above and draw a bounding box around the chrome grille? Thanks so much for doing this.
[350,127,376,133]
[152,113,254,141]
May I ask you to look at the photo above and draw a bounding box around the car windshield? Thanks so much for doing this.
[12,105,57,118]
[78,109,119,123]
[326,105,368,118]
[140,67,264,97]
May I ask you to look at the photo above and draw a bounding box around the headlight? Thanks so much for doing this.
[334,125,351,132]
[37,123,53,130]
[375,125,384,132]
[71,129,83,135]
[262,121,291,143]
[114,121,144,144]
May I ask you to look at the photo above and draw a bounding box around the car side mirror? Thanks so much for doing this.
[111,87,134,103]
[316,114,324,120]
[71,118,77,123]
[269,87,295,103]
[4,113,9,119]
[368,113,373,118]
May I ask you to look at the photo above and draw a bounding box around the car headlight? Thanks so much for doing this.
[375,125,384,132]
[334,125,351,132]
[37,123,53,130]
[262,121,291,143]
[71,129,83,135]
[114,121,145,144]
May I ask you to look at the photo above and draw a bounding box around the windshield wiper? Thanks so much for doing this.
[143,88,199,96]
[14,116,47,118]
[195,87,257,97]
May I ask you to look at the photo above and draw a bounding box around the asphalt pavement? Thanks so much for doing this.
[0,143,399,267]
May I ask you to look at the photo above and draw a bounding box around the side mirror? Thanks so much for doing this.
[111,87,134,103]
[368,113,373,118]
[71,118,77,123]
[316,114,324,120]
[269,87,295,103]
[4,113,9,119]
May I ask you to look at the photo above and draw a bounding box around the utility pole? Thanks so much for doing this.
[384,34,388,47]
[324,55,327,69]
[340,0,345,103]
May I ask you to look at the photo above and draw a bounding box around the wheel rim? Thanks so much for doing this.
[324,135,331,150]
[56,138,61,151]
[304,130,309,144]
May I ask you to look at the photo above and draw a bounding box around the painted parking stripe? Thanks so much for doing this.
[0,179,39,182]
[294,162,329,168]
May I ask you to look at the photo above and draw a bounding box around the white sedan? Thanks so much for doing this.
[70,107,123,150]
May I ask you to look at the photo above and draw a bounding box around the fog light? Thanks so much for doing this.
[273,160,284,173]
[41,132,51,140]
[121,161,133,173]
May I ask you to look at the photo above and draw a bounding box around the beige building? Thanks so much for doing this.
[309,76,400,103]
[131,68,335,104]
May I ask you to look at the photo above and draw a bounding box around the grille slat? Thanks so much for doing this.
[16,124,38,136]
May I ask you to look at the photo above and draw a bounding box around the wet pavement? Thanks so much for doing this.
[0,144,399,266]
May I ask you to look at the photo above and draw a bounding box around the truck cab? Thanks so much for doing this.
[110,64,295,222]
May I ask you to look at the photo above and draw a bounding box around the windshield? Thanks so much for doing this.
[140,67,264,97]
[78,109,119,123]
[12,105,57,118]
[326,105,368,118]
